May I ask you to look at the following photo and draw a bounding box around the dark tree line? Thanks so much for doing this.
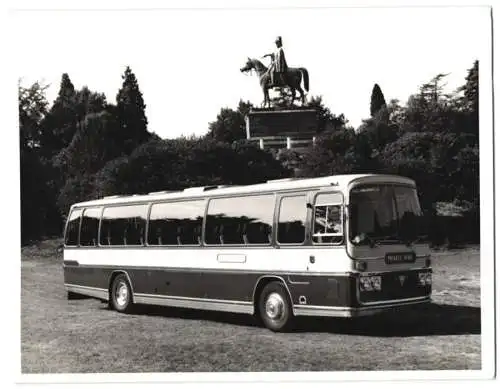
[19,68,289,244]
[19,61,479,246]
[281,61,480,245]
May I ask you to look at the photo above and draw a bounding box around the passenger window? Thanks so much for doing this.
[80,208,101,247]
[100,205,147,246]
[148,200,205,246]
[205,195,274,245]
[313,193,343,245]
[65,209,82,246]
[277,195,307,244]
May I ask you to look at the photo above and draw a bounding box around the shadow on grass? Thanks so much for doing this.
[292,304,481,337]
[118,304,261,328]
[104,302,480,337]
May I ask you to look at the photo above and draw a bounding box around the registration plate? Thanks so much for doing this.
[385,252,416,264]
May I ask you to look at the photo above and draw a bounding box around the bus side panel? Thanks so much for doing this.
[285,274,358,308]
[199,271,257,302]
[129,268,202,299]
[63,264,112,291]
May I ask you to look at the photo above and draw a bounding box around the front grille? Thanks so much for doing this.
[358,270,431,303]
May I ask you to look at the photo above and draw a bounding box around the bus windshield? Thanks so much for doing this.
[348,184,427,246]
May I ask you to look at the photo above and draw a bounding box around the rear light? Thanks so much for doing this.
[359,275,382,291]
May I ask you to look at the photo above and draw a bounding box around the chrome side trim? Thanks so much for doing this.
[358,267,432,275]
[134,293,254,315]
[350,254,430,261]
[358,295,431,306]
[294,297,431,318]
[287,280,310,285]
[64,263,354,277]
[65,284,108,301]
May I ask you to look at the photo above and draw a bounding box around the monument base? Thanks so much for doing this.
[245,108,318,151]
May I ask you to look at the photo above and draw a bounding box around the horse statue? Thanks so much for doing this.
[240,57,309,108]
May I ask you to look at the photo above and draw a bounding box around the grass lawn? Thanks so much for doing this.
[21,240,481,373]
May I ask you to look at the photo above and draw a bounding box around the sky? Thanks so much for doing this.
[13,5,490,139]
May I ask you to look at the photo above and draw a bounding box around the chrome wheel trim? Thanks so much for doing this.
[265,292,285,321]
[115,281,129,307]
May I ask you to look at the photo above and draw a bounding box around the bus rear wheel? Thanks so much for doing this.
[258,281,294,332]
[110,274,134,313]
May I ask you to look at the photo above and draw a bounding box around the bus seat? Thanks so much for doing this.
[155,227,162,245]
[242,223,249,245]
[219,224,224,245]
[176,226,182,245]
[195,225,202,245]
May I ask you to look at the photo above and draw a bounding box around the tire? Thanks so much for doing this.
[109,274,134,313]
[258,281,294,332]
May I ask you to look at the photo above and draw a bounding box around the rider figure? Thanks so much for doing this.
[263,36,288,87]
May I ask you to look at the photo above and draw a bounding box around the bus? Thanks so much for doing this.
[63,174,432,332]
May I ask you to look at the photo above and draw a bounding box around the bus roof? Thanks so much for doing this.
[71,174,415,209]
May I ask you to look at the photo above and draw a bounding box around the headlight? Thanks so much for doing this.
[418,272,432,286]
[371,276,382,291]
[359,276,382,291]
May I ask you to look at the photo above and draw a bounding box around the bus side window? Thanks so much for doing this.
[101,205,147,246]
[205,195,274,246]
[312,193,343,245]
[65,209,82,246]
[148,201,204,246]
[312,204,343,244]
[277,195,307,244]
[80,208,100,247]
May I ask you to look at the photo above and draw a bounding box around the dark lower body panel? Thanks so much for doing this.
[63,263,432,318]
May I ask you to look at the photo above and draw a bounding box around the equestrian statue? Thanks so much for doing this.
[240,36,309,108]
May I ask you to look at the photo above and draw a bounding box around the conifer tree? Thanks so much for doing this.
[116,66,150,153]
[40,73,78,155]
[370,83,387,117]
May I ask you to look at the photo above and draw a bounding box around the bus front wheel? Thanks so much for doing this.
[110,274,134,313]
[258,281,294,332]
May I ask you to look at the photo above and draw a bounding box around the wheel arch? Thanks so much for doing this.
[108,270,135,303]
[252,275,295,316]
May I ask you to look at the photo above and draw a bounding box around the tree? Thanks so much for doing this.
[116,66,150,153]
[94,137,290,197]
[19,82,62,243]
[19,81,49,150]
[207,100,253,143]
[306,95,348,133]
[460,60,479,114]
[53,111,122,179]
[57,174,97,218]
[454,60,479,137]
[397,73,460,134]
[75,86,107,122]
[40,73,78,155]
[370,83,387,117]
[297,128,377,178]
